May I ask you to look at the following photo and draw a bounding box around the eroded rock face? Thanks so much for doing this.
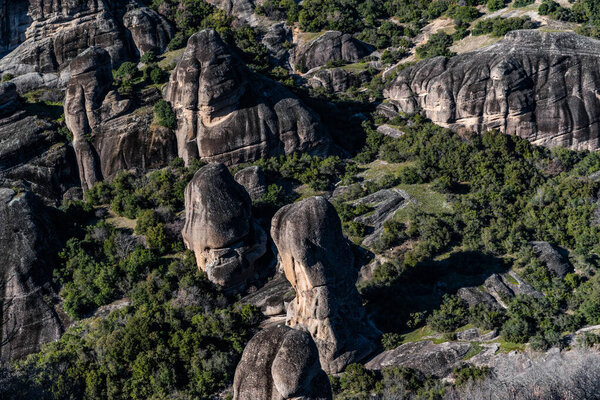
[293,31,371,71]
[385,31,600,150]
[0,0,173,89]
[64,47,176,190]
[165,29,330,165]
[182,163,267,289]
[234,165,267,202]
[0,84,77,203]
[530,241,573,279]
[307,67,371,93]
[271,196,379,373]
[0,188,63,361]
[233,324,332,400]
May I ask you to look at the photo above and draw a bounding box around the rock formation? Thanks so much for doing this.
[385,31,600,151]
[0,83,78,203]
[0,0,173,90]
[182,163,267,289]
[307,67,371,94]
[271,196,379,373]
[64,47,176,190]
[0,187,63,361]
[530,241,573,279]
[234,165,267,202]
[293,31,372,71]
[165,29,330,165]
[233,324,332,400]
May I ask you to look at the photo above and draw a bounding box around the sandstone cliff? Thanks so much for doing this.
[64,47,176,190]
[271,196,380,374]
[385,31,600,150]
[293,31,372,71]
[165,29,330,165]
[233,324,332,400]
[0,187,63,361]
[0,0,173,90]
[182,163,267,289]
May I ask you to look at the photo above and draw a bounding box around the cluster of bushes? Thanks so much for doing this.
[472,16,534,36]
[357,113,600,338]
[254,153,357,191]
[416,32,454,59]
[330,363,443,400]
[85,157,204,217]
[539,0,600,38]
[7,254,262,399]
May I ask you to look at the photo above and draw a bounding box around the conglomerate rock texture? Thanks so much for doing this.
[0,187,63,361]
[385,31,600,150]
[165,29,330,165]
[182,163,267,289]
[233,324,332,400]
[64,47,176,190]
[0,0,173,89]
[271,196,380,374]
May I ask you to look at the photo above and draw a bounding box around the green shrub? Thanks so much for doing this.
[487,0,505,10]
[416,32,454,59]
[154,99,176,129]
[140,50,157,64]
[381,332,403,350]
[428,295,468,333]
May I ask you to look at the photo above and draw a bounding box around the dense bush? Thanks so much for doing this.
[472,16,534,36]
[416,32,454,59]
[154,99,176,129]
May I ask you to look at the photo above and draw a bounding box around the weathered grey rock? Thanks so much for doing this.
[0,188,63,361]
[484,274,514,307]
[352,188,410,248]
[365,340,472,378]
[233,324,332,400]
[271,196,379,373]
[165,29,330,165]
[530,241,573,279]
[234,166,267,202]
[0,0,173,88]
[182,163,267,289]
[241,274,292,317]
[205,0,258,25]
[262,22,293,68]
[64,47,112,191]
[376,124,404,138]
[0,89,78,204]
[293,31,371,71]
[64,48,176,190]
[123,8,174,57]
[385,31,600,150]
[307,67,370,93]
[457,287,500,309]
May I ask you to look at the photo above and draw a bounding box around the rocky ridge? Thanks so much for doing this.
[385,31,600,150]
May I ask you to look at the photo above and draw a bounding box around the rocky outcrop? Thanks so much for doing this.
[0,188,63,361]
[293,31,372,71]
[530,241,573,279]
[307,67,371,93]
[0,0,173,89]
[165,29,330,165]
[182,163,267,289]
[234,166,267,202]
[233,324,332,400]
[385,31,600,151]
[0,84,78,203]
[64,47,176,190]
[271,196,379,373]
[352,188,410,248]
[262,22,293,68]
[122,8,174,58]
[365,340,472,378]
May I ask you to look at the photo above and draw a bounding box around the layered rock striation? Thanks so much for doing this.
[182,163,267,289]
[233,324,332,400]
[271,196,379,373]
[385,31,600,150]
[0,187,63,361]
[165,29,330,165]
